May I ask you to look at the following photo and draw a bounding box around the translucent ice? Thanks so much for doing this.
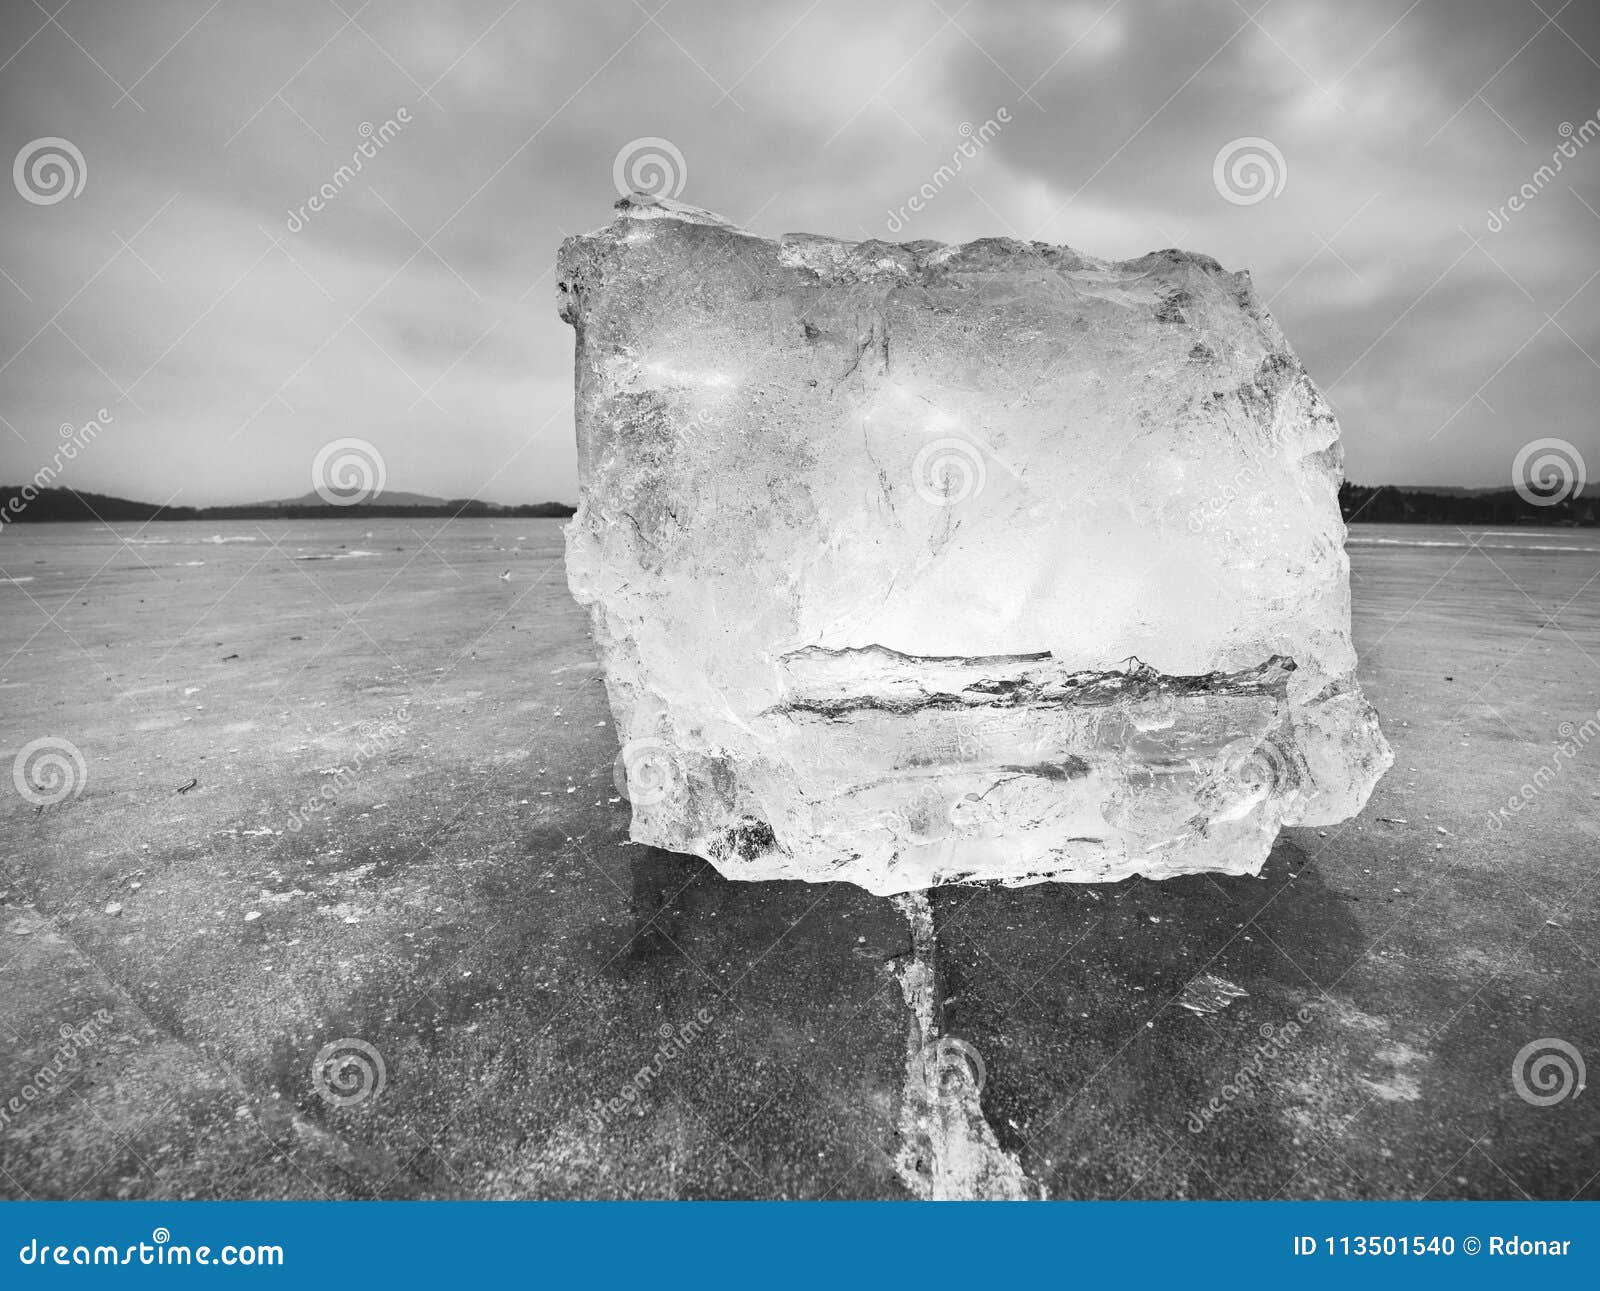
[558,194,1390,896]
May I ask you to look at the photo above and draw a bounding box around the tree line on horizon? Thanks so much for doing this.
[0,483,1594,527]
[1338,482,1596,526]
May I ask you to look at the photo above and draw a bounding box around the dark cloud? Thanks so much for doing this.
[1,0,1596,504]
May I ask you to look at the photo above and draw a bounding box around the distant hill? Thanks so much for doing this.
[261,489,458,508]
[0,487,575,524]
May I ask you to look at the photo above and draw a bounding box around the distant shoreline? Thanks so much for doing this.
[1337,482,1595,527]
[0,486,574,526]
[0,483,1593,527]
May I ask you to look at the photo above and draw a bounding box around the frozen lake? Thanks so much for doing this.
[1,517,1596,1199]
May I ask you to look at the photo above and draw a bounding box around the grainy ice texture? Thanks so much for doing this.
[557,194,1391,896]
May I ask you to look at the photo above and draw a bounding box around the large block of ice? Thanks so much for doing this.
[557,194,1390,896]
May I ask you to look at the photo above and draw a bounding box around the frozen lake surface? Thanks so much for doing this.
[1,518,1596,1198]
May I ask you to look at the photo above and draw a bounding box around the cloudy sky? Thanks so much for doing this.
[1,0,1596,505]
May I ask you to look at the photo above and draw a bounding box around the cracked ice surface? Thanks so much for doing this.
[557,194,1391,896]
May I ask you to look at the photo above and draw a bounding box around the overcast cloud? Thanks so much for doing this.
[1,0,1597,505]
